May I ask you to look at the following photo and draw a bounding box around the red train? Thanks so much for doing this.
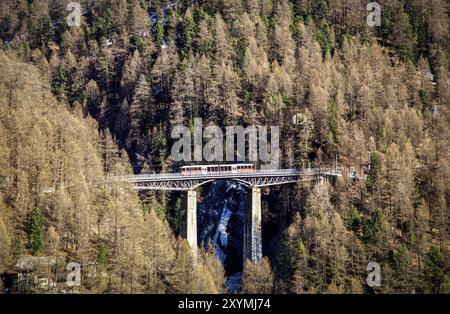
[180,163,255,175]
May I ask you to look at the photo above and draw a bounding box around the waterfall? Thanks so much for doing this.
[197,180,246,293]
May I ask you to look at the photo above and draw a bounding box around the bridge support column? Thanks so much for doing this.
[243,187,262,264]
[182,190,198,262]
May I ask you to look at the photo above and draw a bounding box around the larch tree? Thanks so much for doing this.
[127,74,152,152]
[129,0,152,36]
[0,210,11,269]
[171,54,196,123]
[247,0,261,17]
[45,226,60,256]
[303,180,335,291]
[216,61,241,125]
[243,36,270,98]
[120,49,143,101]
[193,54,219,123]
[85,79,101,117]
[151,42,179,103]
[278,212,309,293]
[214,13,234,63]
[273,0,296,73]
[221,0,244,21]
[195,17,214,57]
[241,257,274,294]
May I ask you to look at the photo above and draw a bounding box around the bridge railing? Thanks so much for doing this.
[122,166,366,181]
[125,168,329,181]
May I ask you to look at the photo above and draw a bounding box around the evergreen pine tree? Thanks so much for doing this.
[29,208,44,256]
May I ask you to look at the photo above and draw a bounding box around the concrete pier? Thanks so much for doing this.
[185,190,198,262]
[243,187,262,264]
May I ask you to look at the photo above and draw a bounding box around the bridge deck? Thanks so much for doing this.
[123,168,364,190]
[127,168,318,182]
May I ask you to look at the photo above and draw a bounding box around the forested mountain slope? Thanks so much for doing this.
[0,0,449,293]
[0,51,225,293]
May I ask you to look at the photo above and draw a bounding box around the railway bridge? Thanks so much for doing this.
[125,167,365,263]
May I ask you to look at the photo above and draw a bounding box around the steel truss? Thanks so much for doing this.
[129,173,320,191]
[132,179,214,191]
[126,167,365,191]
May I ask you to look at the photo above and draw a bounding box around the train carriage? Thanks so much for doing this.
[180,163,255,175]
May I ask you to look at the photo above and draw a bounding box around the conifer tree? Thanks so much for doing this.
[425,246,448,293]
[29,208,44,256]
[241,257,274,294]
[0,212,11,269]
